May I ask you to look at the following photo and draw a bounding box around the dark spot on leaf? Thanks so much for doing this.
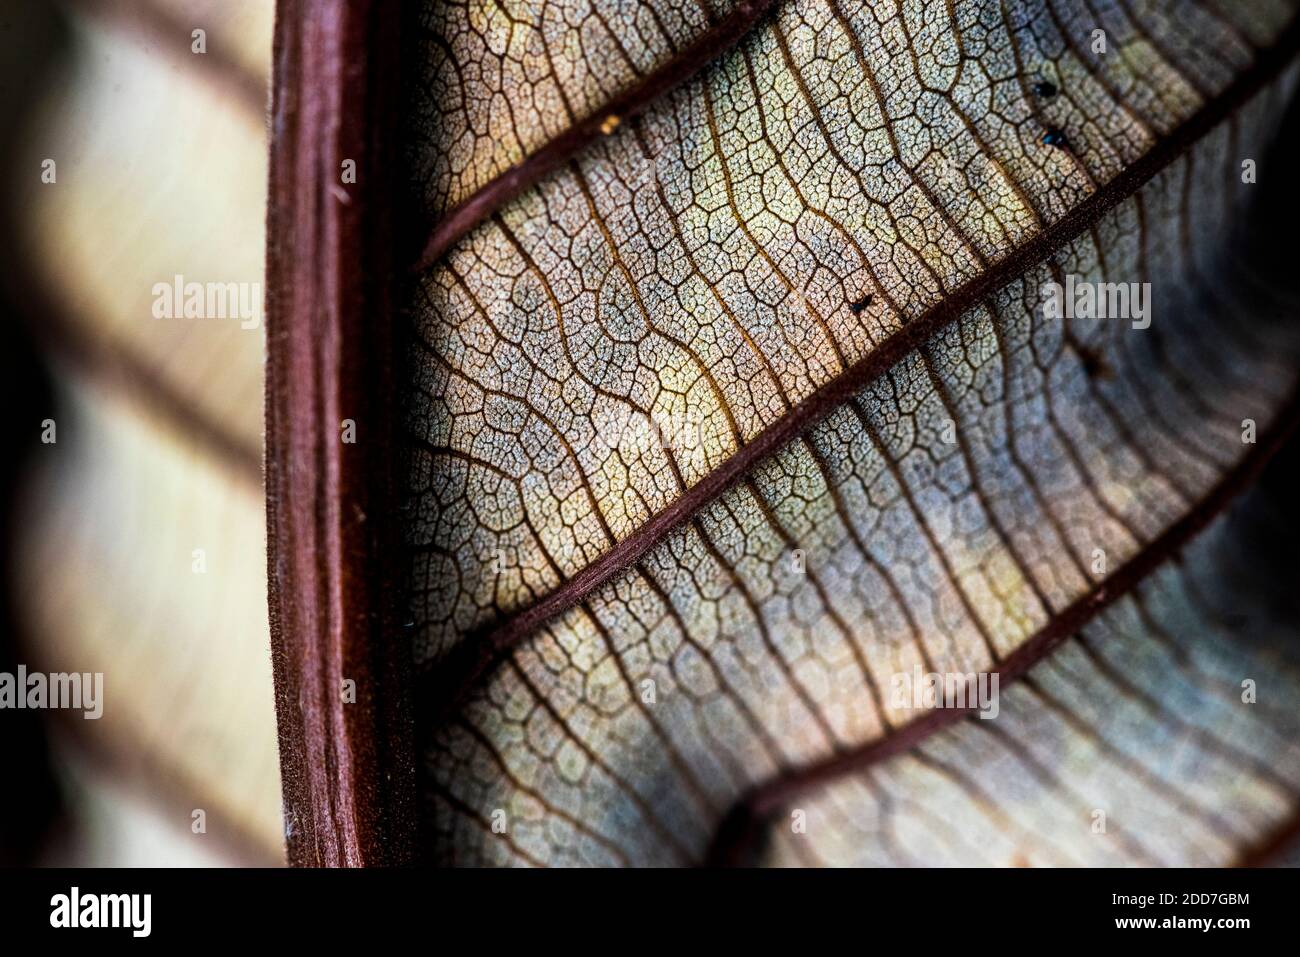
[1031,80,1057,99]
[1076,344,1113,381]
[1042,128,1068,148]
[849,294,873,315]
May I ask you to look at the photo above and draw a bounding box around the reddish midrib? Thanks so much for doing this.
[265,0,417,867]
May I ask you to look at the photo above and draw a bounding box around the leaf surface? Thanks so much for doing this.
[19,2,268,463]
[400,0,1300,865]
[406,0,1300,657]
[751,466,1300,866]
[407,0,775,260]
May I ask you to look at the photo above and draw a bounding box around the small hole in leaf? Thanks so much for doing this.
[1042,128,1068,148]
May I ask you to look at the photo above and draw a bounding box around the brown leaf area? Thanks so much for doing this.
[405,0,1300,865]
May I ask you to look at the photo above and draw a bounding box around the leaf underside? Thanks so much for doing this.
[400,0,1300,865]
[754,483,1300,867]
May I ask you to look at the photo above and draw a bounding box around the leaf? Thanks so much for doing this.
[404,0,1300,659]
[408,0,778,262]
[744,449,1300,866]
[5,0,281,862]
[15,375,282,861]
[19,0,268,465]
[264,0,1300,865]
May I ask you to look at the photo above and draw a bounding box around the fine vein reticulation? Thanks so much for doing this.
[751,490,1300,866]
[401,0,1300,865]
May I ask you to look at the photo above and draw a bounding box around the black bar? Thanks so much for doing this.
[0,867,1291,944]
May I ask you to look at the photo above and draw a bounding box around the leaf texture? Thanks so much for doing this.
[751,472,1300,866]
[407,0,772,247]
[400,0,1300,865]
[406,0,1300,659]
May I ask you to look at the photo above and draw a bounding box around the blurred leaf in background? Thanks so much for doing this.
[0,0,281,866]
